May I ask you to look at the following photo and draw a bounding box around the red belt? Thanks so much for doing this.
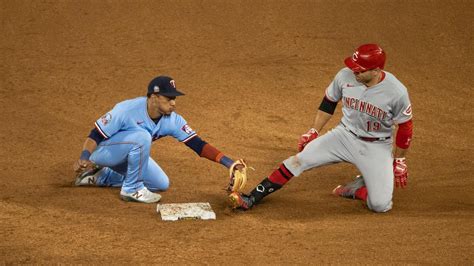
[358,136,389,142]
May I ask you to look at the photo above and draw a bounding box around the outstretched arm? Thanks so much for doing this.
[184,135,246,191]
[298,96,338,151]
[183,135,235,168]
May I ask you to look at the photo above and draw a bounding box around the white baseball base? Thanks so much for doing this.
[156,202,216,221]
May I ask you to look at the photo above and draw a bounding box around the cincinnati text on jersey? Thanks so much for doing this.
[342,96,388,120]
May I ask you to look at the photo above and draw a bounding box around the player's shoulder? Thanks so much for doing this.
[160,112,190,134]
[382,71,409,96]
[331,68,356,86]
[161,111,186,123]
[336,68,355,79]
[171,112,187,123]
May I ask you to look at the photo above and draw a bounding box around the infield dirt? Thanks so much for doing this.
[1,0,473,264]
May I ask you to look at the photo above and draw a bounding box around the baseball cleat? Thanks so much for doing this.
[228,192,254,210]
[120,187,161,203]
[75,166,103,186]
[332,175,365,199]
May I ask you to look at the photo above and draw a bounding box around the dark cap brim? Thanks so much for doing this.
[344,57,367,72]
[157,89,185,97]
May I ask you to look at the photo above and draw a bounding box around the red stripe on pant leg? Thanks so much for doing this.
[279,164,294,178]
[268,169,287,185]
[355,186,368,201]
[268,164,293,185]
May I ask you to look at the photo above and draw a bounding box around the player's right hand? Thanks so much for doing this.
[298,128,319,152]
[393,158,408,188]
[73,159,93,173]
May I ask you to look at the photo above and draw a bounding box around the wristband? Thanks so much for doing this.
[220,156,234,168]
[80,150,91,160]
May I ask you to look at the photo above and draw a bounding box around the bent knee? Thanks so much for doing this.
[367,199,393,213]
[283,155,304,177]
[146,179,170,192]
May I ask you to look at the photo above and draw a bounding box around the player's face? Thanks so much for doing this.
[153,94,176,115]
[353,69,380,85]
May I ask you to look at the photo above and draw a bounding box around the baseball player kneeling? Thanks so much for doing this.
[73,76,246,203]
[230,44,413,213]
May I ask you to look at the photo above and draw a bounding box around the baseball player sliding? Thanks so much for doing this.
[230,44,413,213]
[73,76,246,203]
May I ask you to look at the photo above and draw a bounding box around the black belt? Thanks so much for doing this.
[341,122,391,142]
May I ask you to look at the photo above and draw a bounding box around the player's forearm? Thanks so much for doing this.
[83,137,97,152]
[184,135,235,168]
[79,127,106,161]
[80,137,97,160]
[312,110,333,132]
[394,120,413,159]
[313,96,338,132]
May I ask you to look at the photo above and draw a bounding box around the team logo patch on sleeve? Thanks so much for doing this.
[344,83,355,88]
[403,105,412,116]
[100,113,112,125]
[181,124,193,134]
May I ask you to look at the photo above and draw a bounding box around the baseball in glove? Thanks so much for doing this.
[227,159,252,192]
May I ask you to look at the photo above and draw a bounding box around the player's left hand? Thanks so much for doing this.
[393,158,408,188]
[73,159,93,173]
[227,159,250,192]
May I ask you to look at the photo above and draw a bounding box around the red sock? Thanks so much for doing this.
[354,186,368,201]
[268,164,294,185]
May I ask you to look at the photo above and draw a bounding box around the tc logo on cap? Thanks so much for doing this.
[147,76,185,97]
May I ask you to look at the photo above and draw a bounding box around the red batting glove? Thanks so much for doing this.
[298,128,319,152]
[393,158,408,188]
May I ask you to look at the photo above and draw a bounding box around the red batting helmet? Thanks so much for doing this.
[344,44,386,72]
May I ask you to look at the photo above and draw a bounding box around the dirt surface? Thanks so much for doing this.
[1,0,473,264]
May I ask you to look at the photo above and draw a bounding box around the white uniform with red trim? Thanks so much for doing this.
[90,96,196,194]
[283,68,412,212]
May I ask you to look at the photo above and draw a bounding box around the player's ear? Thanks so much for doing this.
[149,93,160,99]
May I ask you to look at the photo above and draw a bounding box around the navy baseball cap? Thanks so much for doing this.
[147,76,185,97]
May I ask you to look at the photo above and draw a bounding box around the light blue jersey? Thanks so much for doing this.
[90,97,196,194]
[95,96,196,143]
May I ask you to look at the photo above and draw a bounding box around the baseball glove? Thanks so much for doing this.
[227,159,251,192]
